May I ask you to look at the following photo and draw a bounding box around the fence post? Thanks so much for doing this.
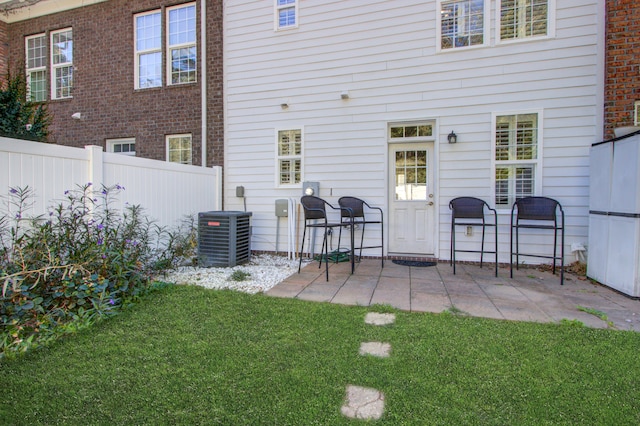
[85,145,104,187]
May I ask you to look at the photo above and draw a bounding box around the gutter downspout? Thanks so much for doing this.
[201,0,207,167]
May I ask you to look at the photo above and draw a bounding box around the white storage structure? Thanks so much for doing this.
[587,131,640,297]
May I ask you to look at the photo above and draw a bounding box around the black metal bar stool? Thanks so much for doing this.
[510,196,565,285]
[449,197,498,276]
[298,195,351,281]
[338,196,384,270]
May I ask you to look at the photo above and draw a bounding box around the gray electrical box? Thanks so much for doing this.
[275,199,288,217]
[302,181,319,196]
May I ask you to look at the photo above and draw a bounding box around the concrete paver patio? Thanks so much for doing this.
[267,259,640,330]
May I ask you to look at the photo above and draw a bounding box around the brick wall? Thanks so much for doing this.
[605,0,640,139]
[0,19,7,81]
[6,0,223,167]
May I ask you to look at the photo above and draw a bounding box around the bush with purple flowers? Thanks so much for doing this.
[0,184,196,359]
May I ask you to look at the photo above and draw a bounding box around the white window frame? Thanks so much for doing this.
[134,9,162,90]
[491,110,543,210]
[437,0,489,52]
[275,0,298,31]
[50,28,73,100]
[107,138,136,156]
[497,0,555,44]
[166,3,197,86]
[389,122,435,141]
[275,127,303,187]
[25,33,47,102]
[166,134,192,165]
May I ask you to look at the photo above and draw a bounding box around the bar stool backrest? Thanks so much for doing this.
[514,197,559,221]
[338,196,365,219]
[450,197,488,220]
[301,195,327,220]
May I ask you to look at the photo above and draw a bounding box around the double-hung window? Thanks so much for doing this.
[167,134,192,164]
[134,3,196,89]
[275,0,298,30]
[493,112,541,208]
[167,4,197,85]
[25,34,47,102]
[439,0,486,50]
[499,0,552,41]
[277,129,302,185]
[135,10,162,89]
[51,28,73,99]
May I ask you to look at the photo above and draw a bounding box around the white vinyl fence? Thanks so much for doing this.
[0,137,222,229]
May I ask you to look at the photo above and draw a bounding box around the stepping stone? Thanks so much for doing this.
[341,385,385,420]
[359,341,391,358]
[364,312,396,325]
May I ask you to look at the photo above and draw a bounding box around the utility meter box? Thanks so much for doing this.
[302,181,319,196]
[275,199,288,217]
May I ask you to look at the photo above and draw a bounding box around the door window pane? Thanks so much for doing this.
[395,150,428,201]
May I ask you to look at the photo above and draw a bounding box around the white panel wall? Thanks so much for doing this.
[0,137,221,230]
[224,0,604,262]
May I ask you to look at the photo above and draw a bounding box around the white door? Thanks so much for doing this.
[388,142,435,255]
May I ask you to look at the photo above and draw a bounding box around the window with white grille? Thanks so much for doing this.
[499,0,554,42]
[134,3,196,89]
[438,0,487,50]
[135,10,162,89]
[107,138,136,156]
[167,3,197,85]
[275,0,298,30]
[26,34,47,102]
[493,112,542,208]
[51,28,73,99]
[277,129,302,185]
[167,134,192,164]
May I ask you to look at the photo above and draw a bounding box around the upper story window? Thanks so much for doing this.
[493,112,542,208]
[439,0,486,50]
[167,4,197,85]
[275,0,298,30]
[134,3,196,90]
[167,134,192,164]
[51,28,73,99]
[25,34,47,102]
[135,10,162,89]
[277,129,302,185]
[499,0,552,42]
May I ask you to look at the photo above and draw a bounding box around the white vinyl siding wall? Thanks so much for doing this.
[224,0,603,262]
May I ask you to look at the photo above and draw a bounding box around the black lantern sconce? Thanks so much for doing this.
[447,131,457,144]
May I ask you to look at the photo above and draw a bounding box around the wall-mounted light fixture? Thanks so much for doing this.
[71,112,83,120]
[447,131,457,144]
[340,90,350,100]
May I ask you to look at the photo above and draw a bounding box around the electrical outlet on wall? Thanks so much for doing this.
[465,226,473,237]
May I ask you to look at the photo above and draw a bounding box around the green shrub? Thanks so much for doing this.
[0,184,194,358]
[0,67,51,142]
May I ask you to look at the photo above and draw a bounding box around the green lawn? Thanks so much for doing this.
[2,285,639,425]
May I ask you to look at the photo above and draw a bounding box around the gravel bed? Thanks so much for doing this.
[158,254,310,294]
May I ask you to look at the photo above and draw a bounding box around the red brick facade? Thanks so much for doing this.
[6,0,223,167]
[605,0,640,139]
[0,20,7,80]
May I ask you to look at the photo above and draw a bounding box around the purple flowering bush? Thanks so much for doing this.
[0,184,194,358]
